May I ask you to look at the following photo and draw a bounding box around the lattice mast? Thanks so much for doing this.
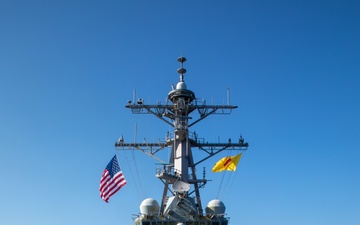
[115,57,248,216]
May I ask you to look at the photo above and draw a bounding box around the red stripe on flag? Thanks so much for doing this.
[223,157,232,167]
[99,170,126,202]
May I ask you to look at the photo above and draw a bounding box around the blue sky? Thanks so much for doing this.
[1,0,359,224]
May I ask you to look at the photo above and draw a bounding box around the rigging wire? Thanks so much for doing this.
[215,149,244,199]
[222,149,239,198]
[119,117,147,202]
[216,170,226,199]
[220,169,236,199]
[132,149,146,198]
[121,150,144,203]
[228,151,245,190]
[132,120,147,199]
[223,151,245,199]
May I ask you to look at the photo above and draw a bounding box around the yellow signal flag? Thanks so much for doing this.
[212,153,242,172]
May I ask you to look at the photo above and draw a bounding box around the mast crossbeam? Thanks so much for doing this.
[125,103,239,127]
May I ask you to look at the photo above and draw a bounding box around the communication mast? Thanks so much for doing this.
[115,56,248,224]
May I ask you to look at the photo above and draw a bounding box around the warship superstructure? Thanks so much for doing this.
[115,56,249,225]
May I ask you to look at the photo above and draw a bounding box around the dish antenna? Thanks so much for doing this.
[172,181,190,193]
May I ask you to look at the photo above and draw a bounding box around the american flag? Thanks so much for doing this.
[99,155,127,203]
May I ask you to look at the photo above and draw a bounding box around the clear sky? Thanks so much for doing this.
[1,0,359,225]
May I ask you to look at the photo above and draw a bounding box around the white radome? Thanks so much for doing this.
[205,199,226,215]
[139,198,160,215]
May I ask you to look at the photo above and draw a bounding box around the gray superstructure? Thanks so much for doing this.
[115,56,249,225]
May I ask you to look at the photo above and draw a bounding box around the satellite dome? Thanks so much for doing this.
[205,199,226,215]
[139,198,160,215]
[176,81,187,90]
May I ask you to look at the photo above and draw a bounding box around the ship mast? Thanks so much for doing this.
[115,56,248,217]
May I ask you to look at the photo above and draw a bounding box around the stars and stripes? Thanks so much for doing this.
[99,155,127,203]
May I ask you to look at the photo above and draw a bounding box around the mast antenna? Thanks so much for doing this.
[227,88,231,105]
[134,123,137,144]
[177,56,186,82]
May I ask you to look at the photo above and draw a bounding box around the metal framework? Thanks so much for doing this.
[115,57,248,217]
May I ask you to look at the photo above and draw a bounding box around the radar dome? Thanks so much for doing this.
[176,81,187,90]
[139,198,160,215]
[205,199,226,215]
